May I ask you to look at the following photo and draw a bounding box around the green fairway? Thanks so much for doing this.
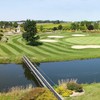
[1,31,100,63]
[66,37,100,45]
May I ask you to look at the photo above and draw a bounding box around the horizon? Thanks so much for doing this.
[1,19,100,22]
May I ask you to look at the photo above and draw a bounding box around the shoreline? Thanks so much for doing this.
[0,56,100,64]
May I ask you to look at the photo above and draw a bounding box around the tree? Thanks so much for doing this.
[53,20,60,24]
[71,23,77,30]
[58,24,63,30]
[94,22,99,30]
[87,24,94,30]
[79,25,87,30]
[22,20,39,45]
[52,27,57,31]
[40,25,44,32]
[13,22,18,28]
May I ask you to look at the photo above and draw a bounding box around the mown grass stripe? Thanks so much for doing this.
[19,39,64,56]
[0,44,15,55]
[0,48,7,56]
[15,37,55,56]
[11,36,50,57]
[4,44,21,55]
[44,43,69,53]
[7,43,25,53]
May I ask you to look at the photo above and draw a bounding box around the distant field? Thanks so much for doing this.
[37,23,71,30]
[1,31,100,63]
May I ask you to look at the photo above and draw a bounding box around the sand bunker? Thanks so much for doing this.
[72,34,86,37]
[40,39,57,42]
[48,36,64,38]
[72,45,100,49]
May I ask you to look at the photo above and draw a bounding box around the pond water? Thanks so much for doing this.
[0,58,100,92]
[38,59,100,85]
[0,64,39,92]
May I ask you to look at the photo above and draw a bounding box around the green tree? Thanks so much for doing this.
[40,25,44,32]
[13,22,18,28]
[71,23,77,30]
[22,20,39,45]
[94,22,99,30]
[87,24,94,30]
[79,25,87,30]
[58,24,63,30]
[52,27,57,31]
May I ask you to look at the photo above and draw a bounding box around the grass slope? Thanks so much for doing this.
[0,87,57,100]
[66,83,100,100]
[1,31,100,63]
[0,83,100,100]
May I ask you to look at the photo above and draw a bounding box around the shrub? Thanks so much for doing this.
[52,27,58,31]
[0,30,3,32]
[67,82,83,92]
[55,85,73,97]
[0,33,3,36]
[20,88,57,100]
[62,90,72,97]
[0,33,3,40]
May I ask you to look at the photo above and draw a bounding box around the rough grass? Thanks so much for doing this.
[0,83,100,100]
[1,31,100,63]
[65,83,100,100]
[0,87,57,100]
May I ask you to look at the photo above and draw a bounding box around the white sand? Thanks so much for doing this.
[72,45,100,49]
[72,34,86,37]
[48,36,64,38]
[40,39,57,42]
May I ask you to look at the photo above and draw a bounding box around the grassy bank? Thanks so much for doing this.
[66,83,100,100]
[0,83,100,100]
[1,31,100,63]
[0,86,57,100]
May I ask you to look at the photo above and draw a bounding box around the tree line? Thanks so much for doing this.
[70,21,100,31]
[51,21,100,31]
[0,21,18,29]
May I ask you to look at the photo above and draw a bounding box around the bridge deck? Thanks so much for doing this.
[23,56,63,100]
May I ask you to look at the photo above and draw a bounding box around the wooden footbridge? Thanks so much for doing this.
[22,56,63,100]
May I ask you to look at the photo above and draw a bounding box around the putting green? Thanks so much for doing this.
[66,37,100,45]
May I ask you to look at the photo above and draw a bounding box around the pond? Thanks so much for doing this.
[0,58,100,92]
[38,58,100,85]
[0,64,39,92]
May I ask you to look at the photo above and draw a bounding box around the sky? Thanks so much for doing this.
[0,0,100,21]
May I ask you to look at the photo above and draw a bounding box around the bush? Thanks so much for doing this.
[21,88,57,100]
[0,30,3,32]
[62,90,72,97]
[52,27,58,31]
[0,33,3,40]
[67,82,83,92]
[55,85,73,97]
[0,33,3,36]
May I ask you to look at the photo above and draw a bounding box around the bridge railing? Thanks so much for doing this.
[23,56,63,100]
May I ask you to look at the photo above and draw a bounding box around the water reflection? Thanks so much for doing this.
[0,64,39,92]
[22,63,40,86]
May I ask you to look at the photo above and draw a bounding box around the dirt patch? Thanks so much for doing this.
[72,45,100,49]
[40,39,57,42]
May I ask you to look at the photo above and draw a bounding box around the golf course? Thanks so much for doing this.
[1,31,100,63]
